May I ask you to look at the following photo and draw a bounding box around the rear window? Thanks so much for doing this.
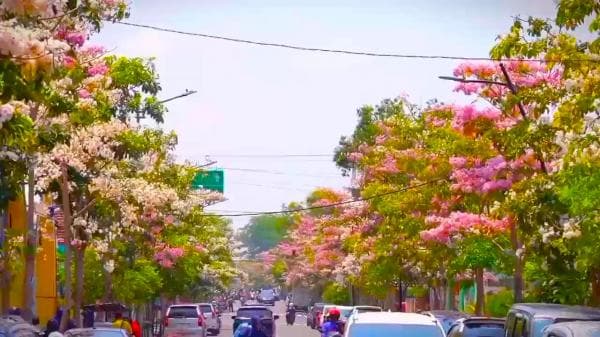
[236,309,272,318]
[464,323,504,337]
[199,305,213,313]
[357,308,381,313]
[168,306,198,318]
[349,323,443,337]
[260,290,274,298]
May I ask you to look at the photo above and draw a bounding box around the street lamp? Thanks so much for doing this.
[135,89,198,123]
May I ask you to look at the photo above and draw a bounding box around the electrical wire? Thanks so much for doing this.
[113,21,598,63]
[200,178,445,217]
[220,167,342,178]
[203,154,332,158]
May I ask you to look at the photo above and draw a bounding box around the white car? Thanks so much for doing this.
[164,304,207,337]
[196,303,221,335]
[344,312,445,337]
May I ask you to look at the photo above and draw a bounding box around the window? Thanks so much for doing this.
[236,309,272,318]
[168,306,198,318]
[199,306,213,314]
[506,313,516,337]
[348,324,444,337]
[447,325,462,337]
[514,317,525,337]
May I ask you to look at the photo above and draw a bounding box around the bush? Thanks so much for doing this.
[485,288,513,318]
[322,282,351,305]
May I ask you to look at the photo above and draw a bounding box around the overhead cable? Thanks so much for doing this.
[114,21,596,63]
[200,178,445,217]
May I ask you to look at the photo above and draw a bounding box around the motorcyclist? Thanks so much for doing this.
[321,308,343,337]
[285,303,296,325]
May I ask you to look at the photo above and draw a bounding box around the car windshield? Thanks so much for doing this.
[349,324,443,337]
[341,308,353,317]
[533,318,554,337]
[356,308,381,313]
[464,323,504,337]
[168,306,198,318]
[237,309,272,319]
[66,330,124,337]
[199,305,212,313]
[260,290,274,299]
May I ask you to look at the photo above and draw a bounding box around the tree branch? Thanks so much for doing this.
[73,199,97,219]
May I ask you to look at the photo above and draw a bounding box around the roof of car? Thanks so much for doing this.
[194,303,213,306]
[424,310,470,318]
[461,317,505,324]
[546,321,600,335]
[168,304,198,307]
[353,306,382,309]
[238,305,271,310]
[351,312,439,325]
[511,303,600,319]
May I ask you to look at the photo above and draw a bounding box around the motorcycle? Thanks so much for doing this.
[285,310,296,325]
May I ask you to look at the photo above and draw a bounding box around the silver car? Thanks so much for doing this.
[196,303,221,335]
[164,304,207,337]
[64,328,128,337]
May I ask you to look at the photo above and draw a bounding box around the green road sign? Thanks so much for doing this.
[192,169,224,193]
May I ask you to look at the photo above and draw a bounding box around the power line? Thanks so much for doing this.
[220,167,342,178]
[200,178,445,217]
[203,154,332,158]
[113,21,596,63]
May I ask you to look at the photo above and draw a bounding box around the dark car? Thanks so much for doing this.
[447,317,505,337]
[506,303,600,337]
[422,310,471,333]
[258,289,276,306]
[542,321,600,337]
[232,306,279,337]
[307,303,326,329]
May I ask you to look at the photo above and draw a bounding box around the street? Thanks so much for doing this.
[216,301,319,337]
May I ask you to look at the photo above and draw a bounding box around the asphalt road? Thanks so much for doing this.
[216,300,319,337]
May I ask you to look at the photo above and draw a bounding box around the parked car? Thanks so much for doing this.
[232,305,279,337]
[308,303,326,329]
[343,312,445,337]
[446,317,505,337]
[421,310,471,334]
[505,303,600,337]
[196,303,222,335]
[542,321,600,337]
[0,316,40,337]
[164,304,206,337]
[258,289,276,306]
[65,328,128,337]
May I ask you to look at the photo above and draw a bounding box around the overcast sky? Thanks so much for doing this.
[94,0,557,228]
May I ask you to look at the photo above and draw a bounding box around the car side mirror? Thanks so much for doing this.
[273,315,279,320]
[231,316,236,320]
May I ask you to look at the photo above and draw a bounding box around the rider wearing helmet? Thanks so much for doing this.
[321,308,343,337]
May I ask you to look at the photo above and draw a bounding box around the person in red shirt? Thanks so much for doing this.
[131,319,142,337]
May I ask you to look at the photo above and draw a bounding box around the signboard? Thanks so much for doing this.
[192,169,224,193]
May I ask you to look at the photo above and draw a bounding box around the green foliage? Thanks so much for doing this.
[238,214,293,257]
[113,258,162,304]
[322,282,351,305]
[485,289,513,317]
[271,259,287,282]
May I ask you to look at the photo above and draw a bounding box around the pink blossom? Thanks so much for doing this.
[449,156,468,168]
[87,62,109,76]
[164,214,175,225]
[376,154,399,174]
[78,89,91,99]
[421,212,510,243]
[375,134,388,145]
[347,152,363,163]
[195,244,207,253]
[65,31,87,47]
[63,56,76,69]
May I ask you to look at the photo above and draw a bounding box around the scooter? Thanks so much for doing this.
[285,311,296,325]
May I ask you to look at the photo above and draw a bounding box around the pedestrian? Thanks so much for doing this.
[228,298,234,312]
[131,318,142,337]
[8,307,21,316]
[113,313,133,336]
[44,319,59,337]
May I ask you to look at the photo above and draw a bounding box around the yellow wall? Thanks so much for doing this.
[2,196,57,323]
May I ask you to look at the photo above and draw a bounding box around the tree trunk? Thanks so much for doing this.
[103,260,113,302]
[475,268,485,316]
[590,268,600,307]
[397,280,404,312]
[446,277,456,310]
[511,221,524,303]
[23,164,37,322]
[0,211,10,315]
[74,247,85,327]
[59,165,73,332]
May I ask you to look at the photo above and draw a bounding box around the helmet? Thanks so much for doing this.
[328,308,341,319]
